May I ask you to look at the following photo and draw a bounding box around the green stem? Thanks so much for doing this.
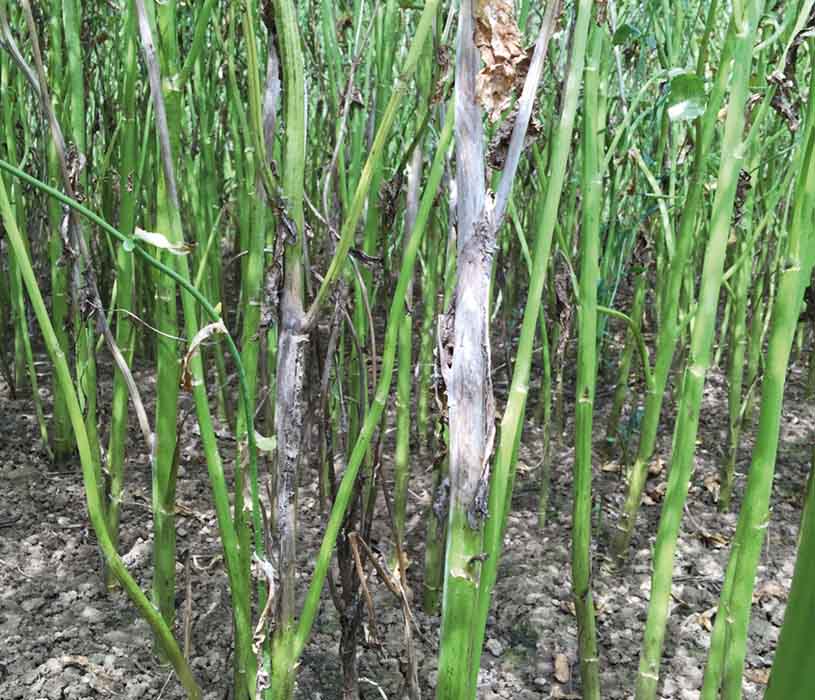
[571,23,604,699]
[0,154,258,698]
[0,171,201,700]
[635,4,764,697]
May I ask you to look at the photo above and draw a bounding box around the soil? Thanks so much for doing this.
[1,352,810,699]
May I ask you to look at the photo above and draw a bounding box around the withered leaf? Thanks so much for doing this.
[474,0,528,121]
[703,473,721,502]
[753,581,787,603]
[643,481,667,505]
[744,668,770,685]
[487,107,543,169]
[134,227,193,255]
[648,457,665,476]
[180,319,228,390]
[254,432,278,453]
[698,530,730,548]
[554,653,571,684]
[698,605,717,632]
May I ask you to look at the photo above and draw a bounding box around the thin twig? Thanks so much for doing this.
[348,533,380,645]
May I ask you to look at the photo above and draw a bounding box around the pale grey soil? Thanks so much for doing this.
[0,355,810,699]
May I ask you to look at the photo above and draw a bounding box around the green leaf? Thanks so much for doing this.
[612,24,640,46]
[667,73,706,122]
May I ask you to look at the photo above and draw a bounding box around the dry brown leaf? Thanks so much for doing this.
[173,501,208,524]
[516,460,532,475]
[554,653,571,684]
[474,0,528,121]
[703,473,721,502]
[392,549,412,583]
[60,654,91,668]
[644,481,667,505]
[698,605,717,632]
[487,107,543,169]
[698,530,730,548]
[601,461,621,473]
[174,502,196,517]
[55,656,115,693]
[753,581,787,603]
[648,457,664,476]
[744,667,770,685]
[559,599,577,617]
